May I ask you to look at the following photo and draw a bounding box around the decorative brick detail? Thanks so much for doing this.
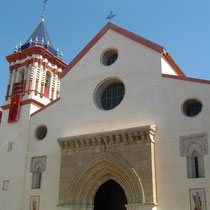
[30,195,40,210]
[7,141,14,152]
[2,180,9,191]
[6,45,67,71]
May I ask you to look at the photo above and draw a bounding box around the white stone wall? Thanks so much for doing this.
[155,77,210,210]
[0,105,31,210]
[27,30,210,210]
[1,29,210,210]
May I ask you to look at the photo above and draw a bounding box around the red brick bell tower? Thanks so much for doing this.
[2,17,67,123]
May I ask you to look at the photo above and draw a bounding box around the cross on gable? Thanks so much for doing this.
[106,11,116,22]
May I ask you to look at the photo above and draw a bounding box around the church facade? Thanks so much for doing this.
[0,18,209,210]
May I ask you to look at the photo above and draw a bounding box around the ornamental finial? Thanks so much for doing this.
[14,45,18,53]
[35,37,39,45]
[60,51,63,59]
[18,43,22,51]
[41,38,45,45]
[29,38,33,45]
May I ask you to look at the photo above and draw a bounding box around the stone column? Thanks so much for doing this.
[40,67,45,95]
[51,74,56,100]
[187,156,192,178]
[56,79,61,98]
[35,66,41,94]
[28,65,35,93]
[24,66,29,93]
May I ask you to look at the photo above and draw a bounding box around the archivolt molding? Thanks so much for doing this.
[58,125,156,151]
[62,153,145,206]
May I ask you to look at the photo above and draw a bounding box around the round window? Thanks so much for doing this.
[183,99,202,117]
[95,80,125,110]
[101,49,118,66]
[35,125,47,140]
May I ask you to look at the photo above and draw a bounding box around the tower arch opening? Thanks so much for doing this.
[18,68,25,83]
[44,71,51,97]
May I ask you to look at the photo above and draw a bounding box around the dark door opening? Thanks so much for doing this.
[94,179,127,210]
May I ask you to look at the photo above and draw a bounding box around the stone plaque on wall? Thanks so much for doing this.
[189,188,207,210]
[29,195,40,210]
[2,180,9,191]
[7,141,14,152]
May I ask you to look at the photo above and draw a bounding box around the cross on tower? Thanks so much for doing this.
[106,11,116,22]
[42,0,48,19]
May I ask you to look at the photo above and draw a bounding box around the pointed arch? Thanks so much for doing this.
[66,153,144,205]
[94,179,127,210]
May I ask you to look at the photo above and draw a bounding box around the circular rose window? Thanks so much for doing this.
[182,99,202,117]
[35,125,47,140]
[95,79,125,110]
[101,49,118,66]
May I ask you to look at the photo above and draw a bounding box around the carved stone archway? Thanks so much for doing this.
[57,125,157,210]
[67,152,144,206]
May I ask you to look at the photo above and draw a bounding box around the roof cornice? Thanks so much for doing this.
[58,125,157,151]
[6,45,67,69]
[61,22,184,78]
[162,74,210,85]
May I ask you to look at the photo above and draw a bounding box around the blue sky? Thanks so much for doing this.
[1,0,210,106]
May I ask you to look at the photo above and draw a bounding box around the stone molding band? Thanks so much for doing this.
[58,125,157,151]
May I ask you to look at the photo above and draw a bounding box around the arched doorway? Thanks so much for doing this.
[94,180,127,210]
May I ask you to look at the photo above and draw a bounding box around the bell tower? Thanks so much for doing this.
[2,17,67,122]
[0,5,67,210]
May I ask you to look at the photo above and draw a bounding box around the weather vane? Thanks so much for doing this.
[42,0,48,19]
[106,11,116,22]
